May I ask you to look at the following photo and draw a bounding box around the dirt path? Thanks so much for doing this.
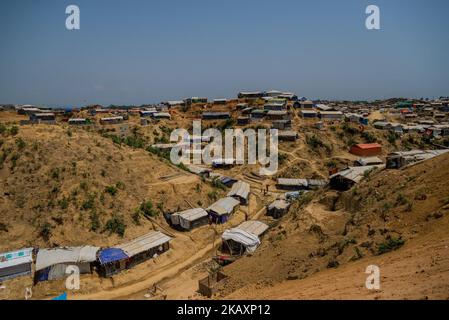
[70,190,272,300]
[70,239,218,300]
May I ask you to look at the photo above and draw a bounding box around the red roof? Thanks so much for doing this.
[353,143,382,149]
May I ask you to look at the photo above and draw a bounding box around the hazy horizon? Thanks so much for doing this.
[1,0,448,107]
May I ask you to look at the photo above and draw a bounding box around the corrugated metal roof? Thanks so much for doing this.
[207,197,240,216]
[154,112,171,118]
[356,157,383,166]
[36,246,99,271]
[202,112,230,117]
[34,113,55,117]
[266,110,288,115]
[389,149,449,157]
[277,178,308,187]
[276,178,327,188]
[101,116,123,121]
[330,165,384,184]
[278,130,298,137]
[186,164,212,175]
[316,104,333,111]
[118,231,172,257]
[175,208,208,222]
[236,220,269,237]
[68,118,86,122]
[0,248,33,269]
[268,199,290,211]
[319,111,343,115]
[227,181,250,200]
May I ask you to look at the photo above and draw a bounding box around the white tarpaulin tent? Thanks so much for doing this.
[222,228,261,253]
[35,246,100,281]
[35,246,99,271]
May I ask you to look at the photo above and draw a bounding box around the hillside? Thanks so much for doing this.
[0,124,222,251]
[217,152,449,299]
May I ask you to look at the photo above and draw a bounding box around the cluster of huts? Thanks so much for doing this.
[265,178,328,218]
[373,120,449,137]
[168,180,250,229]
[0,230,172,284]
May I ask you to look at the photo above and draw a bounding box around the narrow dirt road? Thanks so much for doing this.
[70,240,218,300]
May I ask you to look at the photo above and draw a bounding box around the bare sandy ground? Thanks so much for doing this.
[227,232,449,300]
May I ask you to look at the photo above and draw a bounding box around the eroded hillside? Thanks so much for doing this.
[0,124,221,251]
[217,152,449,299]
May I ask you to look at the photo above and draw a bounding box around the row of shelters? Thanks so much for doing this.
[0,231,172,283]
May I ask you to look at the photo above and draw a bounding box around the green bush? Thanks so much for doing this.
[39,222,52,241]
[90,210,101,232]
[387,132,399,144]
[15,138,26,150]
[9,126,19,136]
[105,185,118,196]
[140,200,158,217]
[81,194,96,210]
[342,123,359,135]
[132,209,141,225]
[58,197,69,210]
[278,153,288,165]
[105,215,125,237]
[50,167,60,180]
[377,237,405,255]
[211,177,226,190]
[208,191,218,201]
[0,222,8,232]
[396,193,408,206]
[362,131,377,143]
[10,153,20,170]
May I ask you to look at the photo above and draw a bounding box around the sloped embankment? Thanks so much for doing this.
[0,125,218,251]
[218,152,449,299]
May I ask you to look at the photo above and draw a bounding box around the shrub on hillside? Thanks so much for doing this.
[140,200,158,217]
[104,215,126,237]
[377,237,405,255]
[39,222,53,241]
[105,185,118,196]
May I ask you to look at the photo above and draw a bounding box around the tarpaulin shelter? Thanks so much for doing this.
[267,199,291,219]
[330,165,384,191]
[34,246,99,283]
[171,208,209,231]
[221,221,268,255]
[117,231,172,270]
[207,197,240,224]
[0,248,33,282]
[227,181,250,205]
[97,248,129,277]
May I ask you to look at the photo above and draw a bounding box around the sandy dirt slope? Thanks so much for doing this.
[216,152,449,300]
[227,225,449,300]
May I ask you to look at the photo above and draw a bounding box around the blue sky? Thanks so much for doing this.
[0,0,448,106]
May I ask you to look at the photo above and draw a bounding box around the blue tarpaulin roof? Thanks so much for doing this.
[52,292,67,300]
[98,248,128,264]
[219,176,237,187]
